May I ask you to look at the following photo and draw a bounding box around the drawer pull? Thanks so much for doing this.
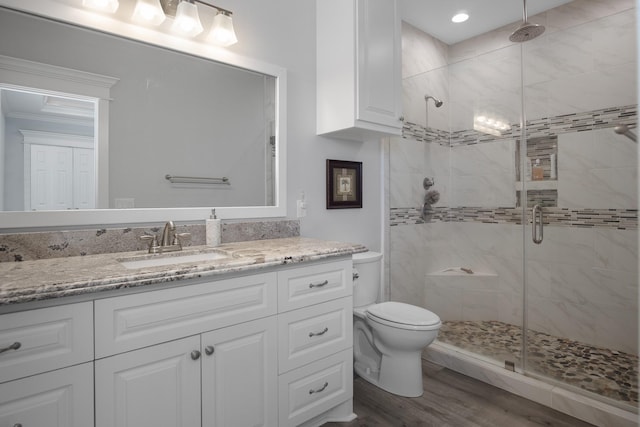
[205,345,215,356]
[309,382,329,394]
[0,341,21,354]
[308,327,329,338]
[191,350,201,360]
[308,280,329,289]
[14,424,23,427]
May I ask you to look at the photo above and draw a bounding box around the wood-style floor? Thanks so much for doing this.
[325,360,595,427]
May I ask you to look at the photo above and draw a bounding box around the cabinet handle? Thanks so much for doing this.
[0,341,21,354]
[309,327,329,338]
[14,424,23,427]
[532,204,544,244]
[308,280,328,289]
[205,345,215,356]
[309,382,329,394]
[190,350,201,360]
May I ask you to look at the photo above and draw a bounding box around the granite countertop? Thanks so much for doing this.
[0,237,367,306]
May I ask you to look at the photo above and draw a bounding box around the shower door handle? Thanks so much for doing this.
[532,204,543,244]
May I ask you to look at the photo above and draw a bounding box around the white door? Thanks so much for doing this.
[0,363,94,427]
[201,317,278,427]
[73,147,95,209]
[356,0,402,129]
[30,144,73,210]
[95,336,201,427]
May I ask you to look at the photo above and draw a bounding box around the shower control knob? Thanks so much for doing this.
[399,116,405,122]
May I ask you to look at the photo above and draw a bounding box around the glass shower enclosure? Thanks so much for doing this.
[389,0,637,413]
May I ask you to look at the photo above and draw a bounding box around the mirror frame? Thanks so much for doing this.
[0,0,287,229]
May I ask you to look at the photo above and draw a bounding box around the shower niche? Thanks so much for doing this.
[515,136,558,208]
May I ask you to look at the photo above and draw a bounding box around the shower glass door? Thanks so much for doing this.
[521,1,638,409]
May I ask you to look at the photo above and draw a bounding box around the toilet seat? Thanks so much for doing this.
[366,302,441,331]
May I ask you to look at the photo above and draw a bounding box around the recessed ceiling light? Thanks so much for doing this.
[451,12,469,23]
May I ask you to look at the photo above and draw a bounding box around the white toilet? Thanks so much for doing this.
[352,251,441,397]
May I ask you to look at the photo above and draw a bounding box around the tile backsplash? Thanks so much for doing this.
[0,219,300,262]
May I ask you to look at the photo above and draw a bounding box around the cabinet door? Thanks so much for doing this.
[0,362,93,427]
[95,336,201,427]
[356,0,402,129]
[201,317,278,427]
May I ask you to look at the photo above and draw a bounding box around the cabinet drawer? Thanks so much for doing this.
[278,297,352,373]
[277,259,352,312]
[95,272,277,357]
[278,349,353,427]
[0,302,93,384]
[0,362,94,427]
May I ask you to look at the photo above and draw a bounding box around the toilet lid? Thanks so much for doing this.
[367,302,441,327]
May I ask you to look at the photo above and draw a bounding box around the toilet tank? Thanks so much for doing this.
[352,251,383,308]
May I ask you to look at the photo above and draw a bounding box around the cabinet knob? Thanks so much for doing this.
[190,350,201,360]
[0,341,21,355]
[205,345,215,356]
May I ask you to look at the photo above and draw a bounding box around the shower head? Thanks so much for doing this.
[425,95,443,108]
[509,0,545,43]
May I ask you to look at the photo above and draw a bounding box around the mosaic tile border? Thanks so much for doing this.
[390,207,638,230]
[394,105,638,230]
[402,105,638,147]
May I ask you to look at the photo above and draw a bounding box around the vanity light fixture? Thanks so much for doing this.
[82,0,119,13]
[172,0,204,36]
[451,12,469,23]
[208,9,237,46]
[132,0,166,26]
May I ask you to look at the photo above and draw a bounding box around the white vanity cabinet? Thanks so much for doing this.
[94,273,278,427]
[317,0,402,141]
[0,302,94,427]
[276,260,354,426]
[0,256,355,427]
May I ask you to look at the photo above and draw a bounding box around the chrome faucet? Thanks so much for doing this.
[160,221,176,247]
[140,221,191,254]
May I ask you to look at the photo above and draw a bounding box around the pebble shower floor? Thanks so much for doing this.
[437,320,638,405]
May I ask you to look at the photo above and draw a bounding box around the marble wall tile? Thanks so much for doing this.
[545,0,635,35]
[591,303,638,355]
[389,136,425,174]
[461,290,500,321]
[527,297,596,344]
[401,21,448,79]
[402,67,449,131]
[593,228,638,272]
[423,282,462,321]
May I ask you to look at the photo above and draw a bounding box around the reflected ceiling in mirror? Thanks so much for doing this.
[0,1,287,228]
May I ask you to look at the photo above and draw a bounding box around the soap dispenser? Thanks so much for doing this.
[206,209,221,247]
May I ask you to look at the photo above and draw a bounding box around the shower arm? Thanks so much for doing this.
[614,124,638,142]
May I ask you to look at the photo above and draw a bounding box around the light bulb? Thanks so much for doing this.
[132,0,166,26]
[173,0,203,37]
[208,11,237,46]
[83,0,119,13]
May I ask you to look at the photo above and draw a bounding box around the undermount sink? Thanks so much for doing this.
[118,249,230,270]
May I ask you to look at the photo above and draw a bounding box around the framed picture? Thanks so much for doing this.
[326,159,362,209]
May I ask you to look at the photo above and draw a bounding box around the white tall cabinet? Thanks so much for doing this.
[317,0,402,141]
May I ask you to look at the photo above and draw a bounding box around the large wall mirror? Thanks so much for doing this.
[0,0,287,229]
